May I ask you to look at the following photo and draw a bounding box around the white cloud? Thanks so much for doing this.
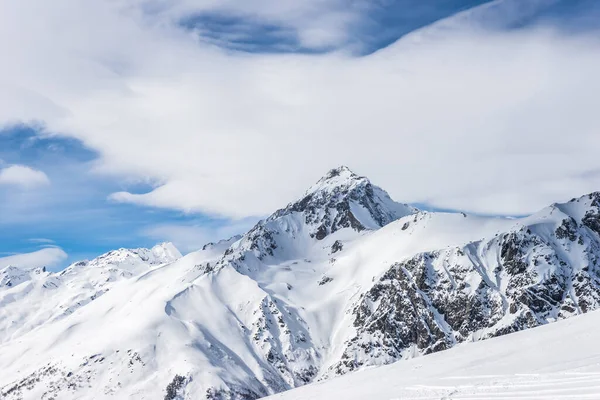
[0,0,599,217]
[0,247,68,270]
[0,165,50,188]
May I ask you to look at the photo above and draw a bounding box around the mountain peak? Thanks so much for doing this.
[321,165,358,181]
[268,167,416,240]
[306,166,365,196]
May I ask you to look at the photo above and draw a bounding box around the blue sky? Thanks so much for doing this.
[0,127,255,267]
[181,0,494,54]
[0,127,203,262]
[1,0,600,271]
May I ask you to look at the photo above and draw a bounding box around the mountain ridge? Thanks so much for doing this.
[2,167,600,400]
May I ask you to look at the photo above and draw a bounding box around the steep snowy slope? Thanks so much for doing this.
[2,167,600,400]
[267,308,600,400]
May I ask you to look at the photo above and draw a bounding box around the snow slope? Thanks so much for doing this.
[2,166,600,399]
[267,308,600,400]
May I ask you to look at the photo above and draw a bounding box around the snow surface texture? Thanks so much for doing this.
[266,308,600,400]
[2,166,600,399]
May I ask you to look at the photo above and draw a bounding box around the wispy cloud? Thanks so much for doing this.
[27,238,55,244]
[0,247,67,270]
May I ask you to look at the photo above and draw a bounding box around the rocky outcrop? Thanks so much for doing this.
[334,195,600,375]
[215,166,416,272]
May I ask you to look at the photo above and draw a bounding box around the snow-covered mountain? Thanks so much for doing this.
[0,265,47,289]
[2,167,600,399]
[0,243,181,344]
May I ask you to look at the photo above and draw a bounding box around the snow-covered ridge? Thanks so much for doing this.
[66,242,182,271]
[0,265,47,289]
[2,168,600,400]
[0,242,181,345]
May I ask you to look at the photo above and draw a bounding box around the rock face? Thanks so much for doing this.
[3,169,600,400]
[270,166,415,240]
[334,194,600,375]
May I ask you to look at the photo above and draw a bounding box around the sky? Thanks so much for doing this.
[1,0,600,271]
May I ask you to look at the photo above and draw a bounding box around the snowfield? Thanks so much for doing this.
[2,166,600,399]
[267,308,600,400]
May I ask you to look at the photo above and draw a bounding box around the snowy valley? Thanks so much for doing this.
[2,166,600,399]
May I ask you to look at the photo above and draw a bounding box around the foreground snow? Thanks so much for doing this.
[268,309,600,400]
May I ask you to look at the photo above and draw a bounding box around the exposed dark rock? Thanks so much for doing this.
[556,217,578,241]
[164,375,186,400]
[331,240,343,254]
[205,384,265,400]
[318,276,333,285]
[583,210,600,236]
[268,166,413,242]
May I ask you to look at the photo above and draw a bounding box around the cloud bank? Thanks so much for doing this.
[1,0,599,218]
